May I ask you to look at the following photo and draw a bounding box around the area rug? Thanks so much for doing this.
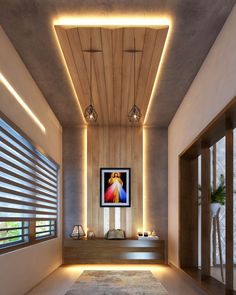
[65,270,168,295]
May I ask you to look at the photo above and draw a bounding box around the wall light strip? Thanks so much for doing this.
[143,127,146,233]
[0,73,46,133]
[84,126,88,233]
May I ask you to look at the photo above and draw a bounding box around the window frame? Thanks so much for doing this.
[0,112,59,254]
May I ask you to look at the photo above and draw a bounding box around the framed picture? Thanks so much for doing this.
[100,168,131,207]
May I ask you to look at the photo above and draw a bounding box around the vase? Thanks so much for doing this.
[211,203,221,217]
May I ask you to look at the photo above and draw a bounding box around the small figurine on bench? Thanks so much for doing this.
[106,229,126,240]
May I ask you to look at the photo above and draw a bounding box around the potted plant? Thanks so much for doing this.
[210,174,226,217]
[198,174,226,217]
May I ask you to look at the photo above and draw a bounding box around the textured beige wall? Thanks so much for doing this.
[0,26,62,295]
[168,5,236,267]
[63,126,87,238]
[144,127,168,252]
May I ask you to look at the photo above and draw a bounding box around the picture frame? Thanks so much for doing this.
[100,168,131,207]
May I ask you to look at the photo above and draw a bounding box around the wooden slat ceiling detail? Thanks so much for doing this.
[55,26,168,125]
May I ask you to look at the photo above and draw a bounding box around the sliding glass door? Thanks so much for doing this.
[209,138,226,284]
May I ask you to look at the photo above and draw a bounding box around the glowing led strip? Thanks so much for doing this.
[0,73,46,133]
[54,16,170,28]
[84,126,88,233]
[144,23,172,124]
[66,264,168,272]
[143,127,146,233]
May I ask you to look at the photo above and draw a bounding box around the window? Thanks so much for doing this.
[0,221,29,248]
[0,116,59,253]
[35,220,55,239]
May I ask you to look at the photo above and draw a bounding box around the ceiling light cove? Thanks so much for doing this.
[54,16,170,28]
[0,73,46,133]
[54,16,171,126]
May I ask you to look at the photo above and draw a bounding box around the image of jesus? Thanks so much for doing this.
[104,172,127,203]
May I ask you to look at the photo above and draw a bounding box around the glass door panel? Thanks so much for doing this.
[198,155,202,269]
[210,137,226,284]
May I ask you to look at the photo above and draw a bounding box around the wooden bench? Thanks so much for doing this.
[63,239,165,264]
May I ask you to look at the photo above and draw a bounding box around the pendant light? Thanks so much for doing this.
[83,37,99,123]
[128,38,142,123]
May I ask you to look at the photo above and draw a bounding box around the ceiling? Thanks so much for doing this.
[55,26,168,125]
[0,0,235,127]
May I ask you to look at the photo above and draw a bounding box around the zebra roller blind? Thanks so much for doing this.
[0,118,58,220]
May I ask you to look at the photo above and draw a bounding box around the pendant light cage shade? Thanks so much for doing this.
[128,104,142,123]
[83,36,99,123]
[84,104,98,122]
[70,225,86,240]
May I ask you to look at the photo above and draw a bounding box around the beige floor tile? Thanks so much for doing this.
[27,264,207,295]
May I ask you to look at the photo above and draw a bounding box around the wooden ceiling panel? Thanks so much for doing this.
[55,27,85,110]
[101,29,113,124]
[136,29,158,109]
[121,28,133,126]
[55,26,168,125]
[92,29,109,125]
[141,29,168,114]
[67,28,90,103]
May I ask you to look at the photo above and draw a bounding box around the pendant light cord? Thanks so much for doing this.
[133,38,135,106]
[90,37,92,105]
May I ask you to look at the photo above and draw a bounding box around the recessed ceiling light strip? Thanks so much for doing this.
[54,16,169,28]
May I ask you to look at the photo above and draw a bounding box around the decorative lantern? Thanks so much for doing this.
[70,225,86,239]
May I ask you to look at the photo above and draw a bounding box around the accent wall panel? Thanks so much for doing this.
[87,126,143,237]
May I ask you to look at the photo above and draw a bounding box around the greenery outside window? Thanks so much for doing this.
[36,220,55,239]
[0,221,29,248]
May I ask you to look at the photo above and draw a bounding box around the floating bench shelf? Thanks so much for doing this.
[63,239,165,264]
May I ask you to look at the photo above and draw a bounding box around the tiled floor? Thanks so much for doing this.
[27,264,207,295]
